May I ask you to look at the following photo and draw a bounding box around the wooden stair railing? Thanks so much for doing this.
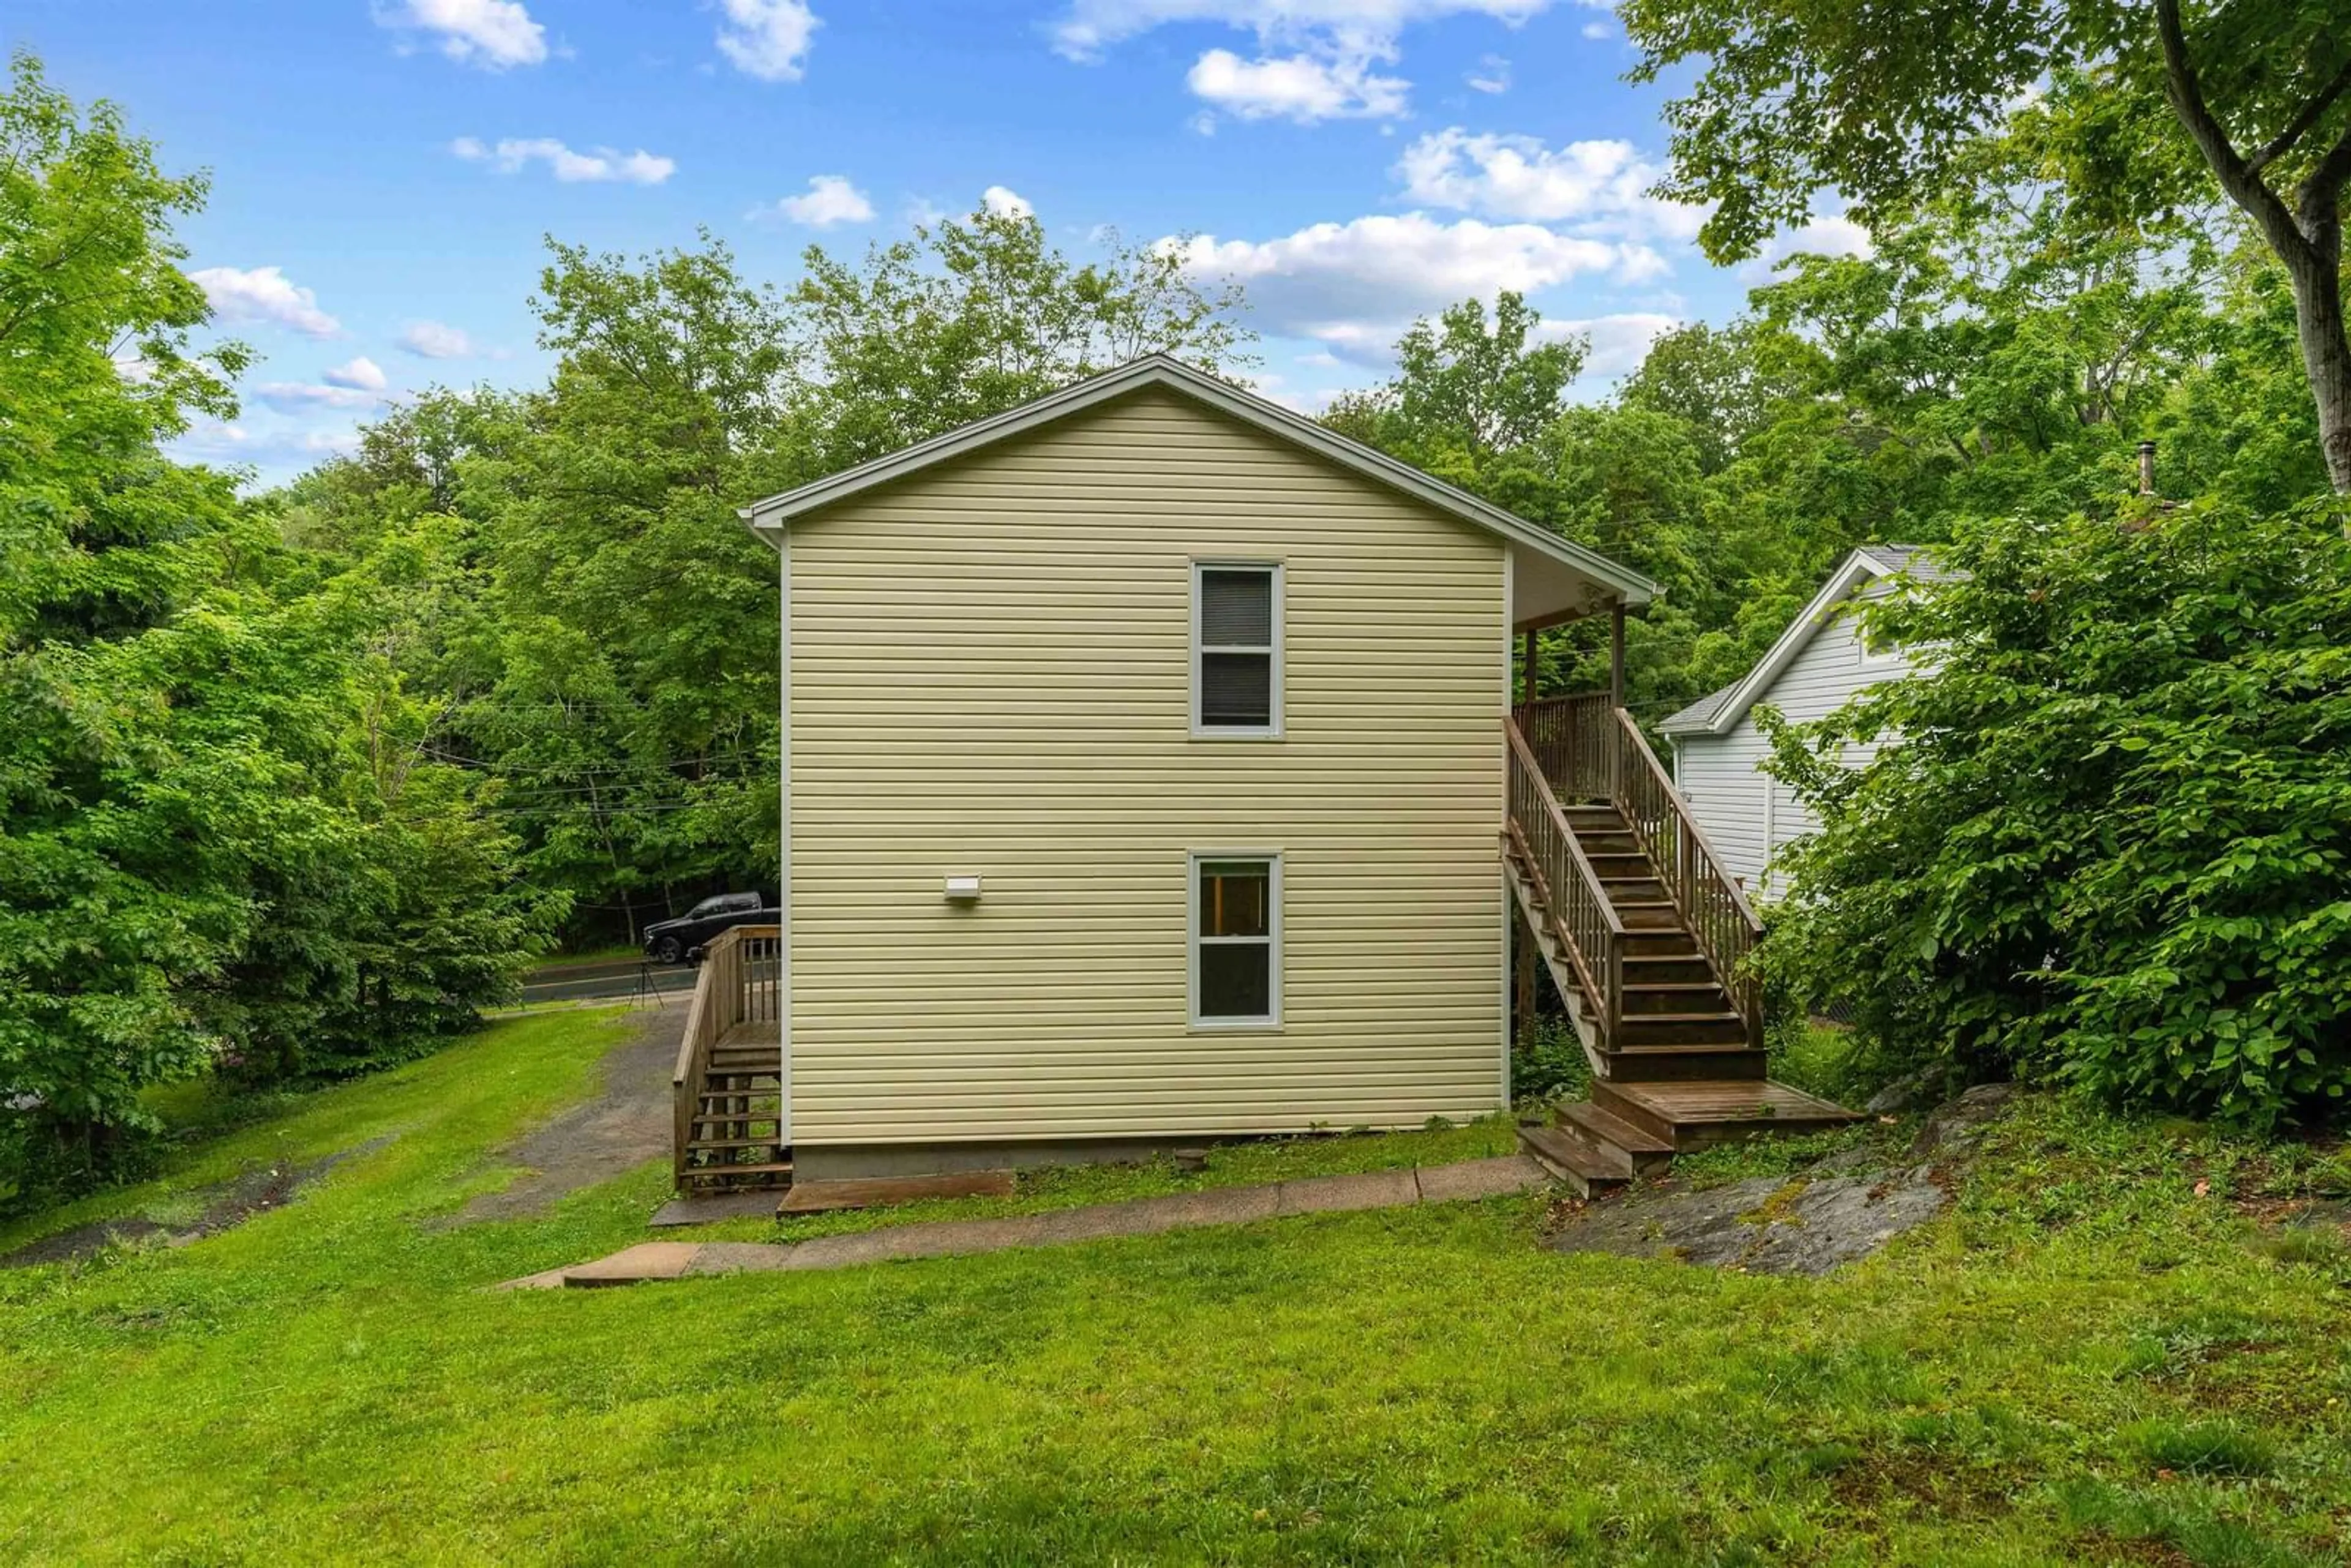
[1508,692,1767,1055]
[1515,692,1616,802]
[1504,716,1627,1054]
[671,922,787,1191]
[1510,692,1853,1196]
[1602,707,1765,1052]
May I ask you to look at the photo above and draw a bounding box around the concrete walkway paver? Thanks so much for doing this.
[495,1153,1551,1290]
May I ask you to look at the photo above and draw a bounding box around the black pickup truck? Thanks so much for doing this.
[640,893,778,965]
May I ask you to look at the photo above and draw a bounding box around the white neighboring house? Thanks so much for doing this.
[1661,544,1952,894]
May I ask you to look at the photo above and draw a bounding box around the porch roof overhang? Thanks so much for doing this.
[737,354,1659,615]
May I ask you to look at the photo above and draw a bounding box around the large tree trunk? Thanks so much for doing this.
[2283,238,2351,493]
[2154,0,2351,492]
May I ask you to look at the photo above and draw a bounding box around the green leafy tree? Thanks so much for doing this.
[1763,497,2351,1127]
[793,208,1253,471]
[0,58,549,1201]
[360,209,1262,947]
[1617,320,1790,475]
[1323,293,1583,476]
[1619,0,2351,489]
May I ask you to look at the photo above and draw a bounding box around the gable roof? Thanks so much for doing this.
[736,353,1659,607]
[1660,680,1740,734]
[1660,543,1947,738]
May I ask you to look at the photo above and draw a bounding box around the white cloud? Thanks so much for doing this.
[252,381,383,412]
[1740,214,1876,277]
[1055,2,1559,126]
[768,173,874,227]
[397,320,474,359]
[1581,18,1612,38]
[382,0,548,70]
[1187,48,1408,122]
[1051,1,1556,61]
[323,356,388,392]
[1466,54,1510,92]
[452,137,675,184]
[716,0,819,81]
[174,419,364,485]
[1161,212,1659,362]
[1539,311,1682,378]
[189,266,341,338]
[981,185,1034,219]
[1394,127,1706,242]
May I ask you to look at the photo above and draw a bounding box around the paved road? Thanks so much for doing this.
[520,957,698,1005]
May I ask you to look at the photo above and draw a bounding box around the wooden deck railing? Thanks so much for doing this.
[1505,717,1627,1054]
[1515,692,1617,801]
[1509,692,1766,1053]
[670,922,782,1186]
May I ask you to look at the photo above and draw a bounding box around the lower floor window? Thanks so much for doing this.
[1193,853,1280,1026]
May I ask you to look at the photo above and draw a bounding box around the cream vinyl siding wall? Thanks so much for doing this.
[786,387,1507,1146]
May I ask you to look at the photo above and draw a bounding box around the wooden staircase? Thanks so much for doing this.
[1504,695,1858,1196]
[672,925,793,1193]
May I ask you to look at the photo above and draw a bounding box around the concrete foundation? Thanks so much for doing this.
[792,1132,1269,1182]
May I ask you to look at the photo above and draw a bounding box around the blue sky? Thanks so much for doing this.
[9,1,1865,485]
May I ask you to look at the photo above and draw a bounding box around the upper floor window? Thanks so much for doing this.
[1193,563,1282,737]
[1856,615,1905,667]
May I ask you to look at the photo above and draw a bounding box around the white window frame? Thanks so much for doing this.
[1191,561,1284,740]
[1188,850,1283,1030]
[1857,628,1905,668]
[1854,596,1909,667]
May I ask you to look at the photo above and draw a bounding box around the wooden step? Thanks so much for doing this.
[1600,876,1667,904]
[1517,1125,1630,1199]
[1572,831,1641,856]
[1553,1100,1676,1174]
[1602,1043,1770,1083]
[687,1137,789,1151]
[1616,1012,1748,1047]
[1621,981,1731,1016]
[1615,902,1689,931]
[1621,931,1701,958]
[1583,850,1651,874]
[1620,955,1716,985]
[681,1160,793,1189]
[1593,1079,1862,1150]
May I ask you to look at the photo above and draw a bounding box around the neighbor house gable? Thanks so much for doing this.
[1662,544,1941,738]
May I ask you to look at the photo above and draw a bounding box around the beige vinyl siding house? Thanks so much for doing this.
[739,356,1655,1177]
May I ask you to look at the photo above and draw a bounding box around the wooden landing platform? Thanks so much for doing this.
[1595,1078,1860,1150]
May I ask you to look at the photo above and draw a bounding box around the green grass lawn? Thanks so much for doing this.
[2,1010,2347,1565]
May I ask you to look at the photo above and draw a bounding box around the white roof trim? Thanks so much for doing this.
[1679,547,1897,737]
[735,353,1658,606]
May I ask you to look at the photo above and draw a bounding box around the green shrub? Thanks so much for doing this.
[1763,496,2351,1129]
[1511,1016,1591,1105]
